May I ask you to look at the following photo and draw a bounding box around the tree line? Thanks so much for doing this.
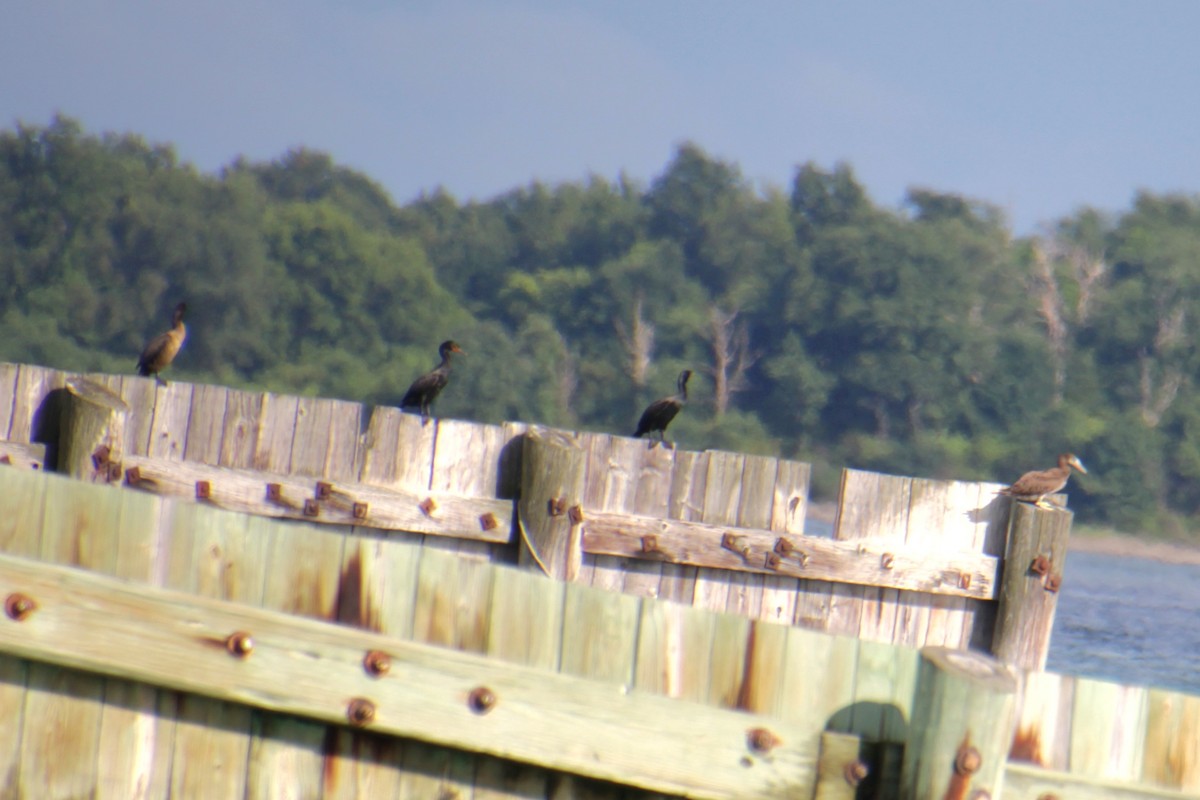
[2,115,1198,537]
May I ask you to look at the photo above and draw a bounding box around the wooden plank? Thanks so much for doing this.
[1069,678,1149,782]
[0,362,20,440]
[578,432,648,591]
[6,364,65,445]
[95,488,176,800]
[780,627,858,747]
[621,437,676,599]
[119,453,512,542]
[0,440,46,470]
[559,581,642,687]
[692,450,746,613]
[705,610,752,709]
[121,373,162,456]
[813,732,864,800]
[288,396,336,478]
[248,519,347,800]
[218,388,264,469]
[412,546,496,653]
[429,417,509,561]
[726,454,777,619]
[761,458,810,625]
[19,476,126,797]
[1010,669,1074,771]
[145,379,195,461]
[1005,762,1194,799]
[580,512,998,599]
[183,382,229,464]
[253,391,299,473]
[0,552,820,799]
[846,639,918,745]
[634,596,718,703]
[659,449,708,604]
[360,406,436,491]
[1143,688,1200,792]
[162,501,267,800]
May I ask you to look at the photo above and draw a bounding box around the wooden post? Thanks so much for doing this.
[990,501,1072,670]
[57,377,129,482]
[517,426,586,580]
[900,647,1017,800]
[813,731,866,800]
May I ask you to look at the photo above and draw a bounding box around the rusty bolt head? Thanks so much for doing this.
[746,727,780,754]
[5,593,37,621]
[1036,794,1060,800]
[468,686,497,715]
[195,480,212,500]
[479,512,499,531]
[567,504,584,524]
[125,466,143,486]
[640,534,659,554]
[353,502,369,520]
[547,497,566,517]
[107,461,122,482]
[765,552,782,570]
[1030,554,1051,576]
[316,481,333,499]
[774,537,795,556]
[419,497,437,516]
[843,759,869,787]
[266,482,283,502]
[959,572,972,590]
[347,697,376,727]
[1045,573,1062,593]
[303,498,320,517]
[91,445,111,470]
[797,551,810,568]
[954,745,982,776]
[225,631,255,658]
[881,552,895,570]
[363,650,391,678]
[970,791,992,800]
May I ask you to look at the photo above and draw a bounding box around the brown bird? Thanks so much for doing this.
[998,453,1087,510]
[136,301,187,386]
[401,340,466,423]
[634,369,691,448]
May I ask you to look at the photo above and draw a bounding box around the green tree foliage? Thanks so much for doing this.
[6,117,1200,537]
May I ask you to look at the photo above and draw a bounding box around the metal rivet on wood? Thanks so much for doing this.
[303,498,320,517]
[316,481,333,500]
[881,552,895,570]
[954,744,982,776]
[195,480,212,500]
[107,461,122,481]
[124,466,144,487]
[352,502,369,520]
[745,727,780,754]
[959,572,972,590]
[1030,554,1051,576]
[363,650,391,677]
[721,533,752,560]
[419,497,437,516]
[844,760,869,787]
[1045,573,1062,593]
[567,505,584,525]
[640,535,660,555]
[91,445,111,471]
[547,497,567,517]
[224,631,254,658]
[346,697,376,727]
[4,593,36,621]
[468,686,497,715]
[479,512,499,531]
[265,483,283,503]
[774,537,795,557]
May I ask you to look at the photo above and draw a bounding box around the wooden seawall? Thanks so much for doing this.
[0,361,1195,798]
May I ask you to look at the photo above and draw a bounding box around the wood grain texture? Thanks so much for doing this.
[6,363,66,446]
[119,453,513,542]
[1005,762,1193,799]
[1069,677,1148,782]
[0,362,20,439]
[1010,669,1074,772]
[517,427,587,579]
[0,551,820,799]
[1143,688,1200,792]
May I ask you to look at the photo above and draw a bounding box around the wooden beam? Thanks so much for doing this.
[1003,763,1193,799]
[58,376,129,483]
[117,453,513,543]
[582,511,999,600]
[0,552,816,799]
[0,441,46,471]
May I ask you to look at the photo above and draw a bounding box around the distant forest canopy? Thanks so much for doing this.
[3,115,1200,537]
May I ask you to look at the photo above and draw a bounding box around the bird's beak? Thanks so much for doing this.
[1072,457,1087,474]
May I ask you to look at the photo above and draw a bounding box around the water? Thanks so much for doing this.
[1047,550,1200,693]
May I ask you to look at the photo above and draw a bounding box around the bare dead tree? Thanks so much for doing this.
[1139,303,1186,427]
[703,305,758,417]
[613,295,655,389]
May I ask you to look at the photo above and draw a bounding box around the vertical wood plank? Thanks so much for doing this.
[781,627,859,751]
[95,488,177,800]
[761,458,810,626]
[726,454,777,619]
[1010,670,1074,771]
[182,383,229,465]
[247,519,347,800]
[218,388,264,469]
[253,392,299,473]
[579,433,649,591]
[1143,688,1200,791]
[6,364,65,445]
[658,449,708,604]
[412,546,496,653]
[1067,677,1148,781]
[692,450,746,614]
[634,597,717,703]
[121,375,161,456]
[619,440,675,599]
[429,418,508,562]
[145,380,195,461]
[0,362,20,440]
[360,406,436,491]
[19,478,125,797]
[560,581,642,686]
[164,502,268,800]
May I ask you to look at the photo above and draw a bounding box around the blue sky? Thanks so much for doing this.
[3,1,1199,234]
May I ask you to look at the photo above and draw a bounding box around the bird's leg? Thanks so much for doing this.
[155,375,168,388]
[1034,495,1056,511]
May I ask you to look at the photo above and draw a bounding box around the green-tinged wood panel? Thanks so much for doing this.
[659,448,707,604]
[248,519,347,800]
[634,596,717,703]
[781,627,858,746]
[727,453,776,620]
[0,552,819,799]
[1143,688,1200,792]
[692,450,746,614]
[560,581,642,687]
[621,437,675,599]
[1010,669,1074,772]
[762,457,809,626]
[163,502,267,800]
